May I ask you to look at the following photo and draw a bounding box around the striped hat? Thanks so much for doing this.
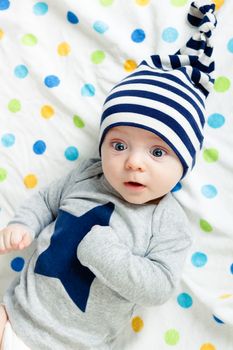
[99,0,217,177]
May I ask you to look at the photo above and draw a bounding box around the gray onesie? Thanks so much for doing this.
[4,157,192,350]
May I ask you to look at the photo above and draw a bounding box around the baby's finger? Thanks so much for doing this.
[2,230,13,250]
[18,233,32,250]
[10,230,24,249]
[0,233,10,253]
[0,234,6,252]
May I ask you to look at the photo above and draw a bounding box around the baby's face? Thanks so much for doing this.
[101,126,183,204]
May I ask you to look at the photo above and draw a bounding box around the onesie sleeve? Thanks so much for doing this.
[8,169,77,239]
[78,197,192,306]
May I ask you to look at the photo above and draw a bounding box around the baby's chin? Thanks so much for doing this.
[121,192,163,205]
[121,194,155,205]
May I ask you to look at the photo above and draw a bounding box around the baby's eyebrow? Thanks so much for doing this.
[152,138,167,145]
[108,128,127,135]
[107,131,125,138]
[148,136,167,145]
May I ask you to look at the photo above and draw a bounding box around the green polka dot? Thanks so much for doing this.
[21,34,38,46]
[200,219,213,233]
[203,148,219,163]
[73,115,85,128]
[214,76,231,92]
[0,168,7,182]
[164,329,180,345]
[8,99,21,113]
[91,50,106,64]
[170,0,188,6]
[100,0,114,6]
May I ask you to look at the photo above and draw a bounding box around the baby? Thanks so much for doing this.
[0,1,216,349]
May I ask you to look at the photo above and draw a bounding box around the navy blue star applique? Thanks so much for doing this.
[34,202,115,312]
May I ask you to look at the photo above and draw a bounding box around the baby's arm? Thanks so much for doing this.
[5,168,78,242]
[0,224,32,254]
[78,205,192,306]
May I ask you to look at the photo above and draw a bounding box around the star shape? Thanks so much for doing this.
[34,202,115,312]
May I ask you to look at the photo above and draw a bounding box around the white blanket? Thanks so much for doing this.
[0,0,233,349]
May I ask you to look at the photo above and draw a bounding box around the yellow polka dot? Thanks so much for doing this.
[213,0,224,10]
[0,29,4,40]
[135,0,150,5]
[219,293,232,299]
[200,343,216,350]
[41,105,55,119]
[124,59,137,72]
[131,316,144,333]
[57,42,71,56]
[24,174,38,189]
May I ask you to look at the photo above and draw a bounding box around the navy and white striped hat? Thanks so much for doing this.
[99,0,217,177]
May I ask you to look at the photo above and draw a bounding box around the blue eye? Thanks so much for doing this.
[112,142,126,151]
[151,147,166,157]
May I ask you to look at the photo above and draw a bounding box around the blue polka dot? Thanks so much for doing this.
[162,27,178,43]
[93,21,109,34]
[177,293,193,308]
[213,315,224,324]
[1,133,15,147]
[191,252,207,267]
[33,140,46,154]
[227,38,233,53]
[81,84,95,97]
[44,75,60,88]
[33,2,48,15]
[230,263,233,274]
[0,0,10,10]
[67,11,79,24]
[11,257,25,272]
[131,29,145,43]
[171,182,182,192]
[207,113,225,129]
[14,65,29,79]
[201,184,218,199]
[64,146,79,161]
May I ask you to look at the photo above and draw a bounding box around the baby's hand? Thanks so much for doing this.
[0,224,32,254]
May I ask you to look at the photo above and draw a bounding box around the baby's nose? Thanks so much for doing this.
[125,153,145,172]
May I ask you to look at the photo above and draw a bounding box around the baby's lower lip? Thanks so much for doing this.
[124,182,145,190]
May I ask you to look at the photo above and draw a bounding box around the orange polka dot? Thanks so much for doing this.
[135,0,150,5]
[24,174,38,189]
[200,343,216,350]
[41,105,55,119]
[213,0,224,10]
[0,29,4,40]
[131,316,144,332]
[57,42,71,56]
[124,59,137,72]
[219,293,232,299]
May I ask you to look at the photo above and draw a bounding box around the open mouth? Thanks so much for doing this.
[124,181,145,189]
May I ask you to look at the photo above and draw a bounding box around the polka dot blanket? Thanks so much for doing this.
[0,0,232,349]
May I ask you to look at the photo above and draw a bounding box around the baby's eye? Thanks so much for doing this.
[112,142,127,151]
[150,147,166,157]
